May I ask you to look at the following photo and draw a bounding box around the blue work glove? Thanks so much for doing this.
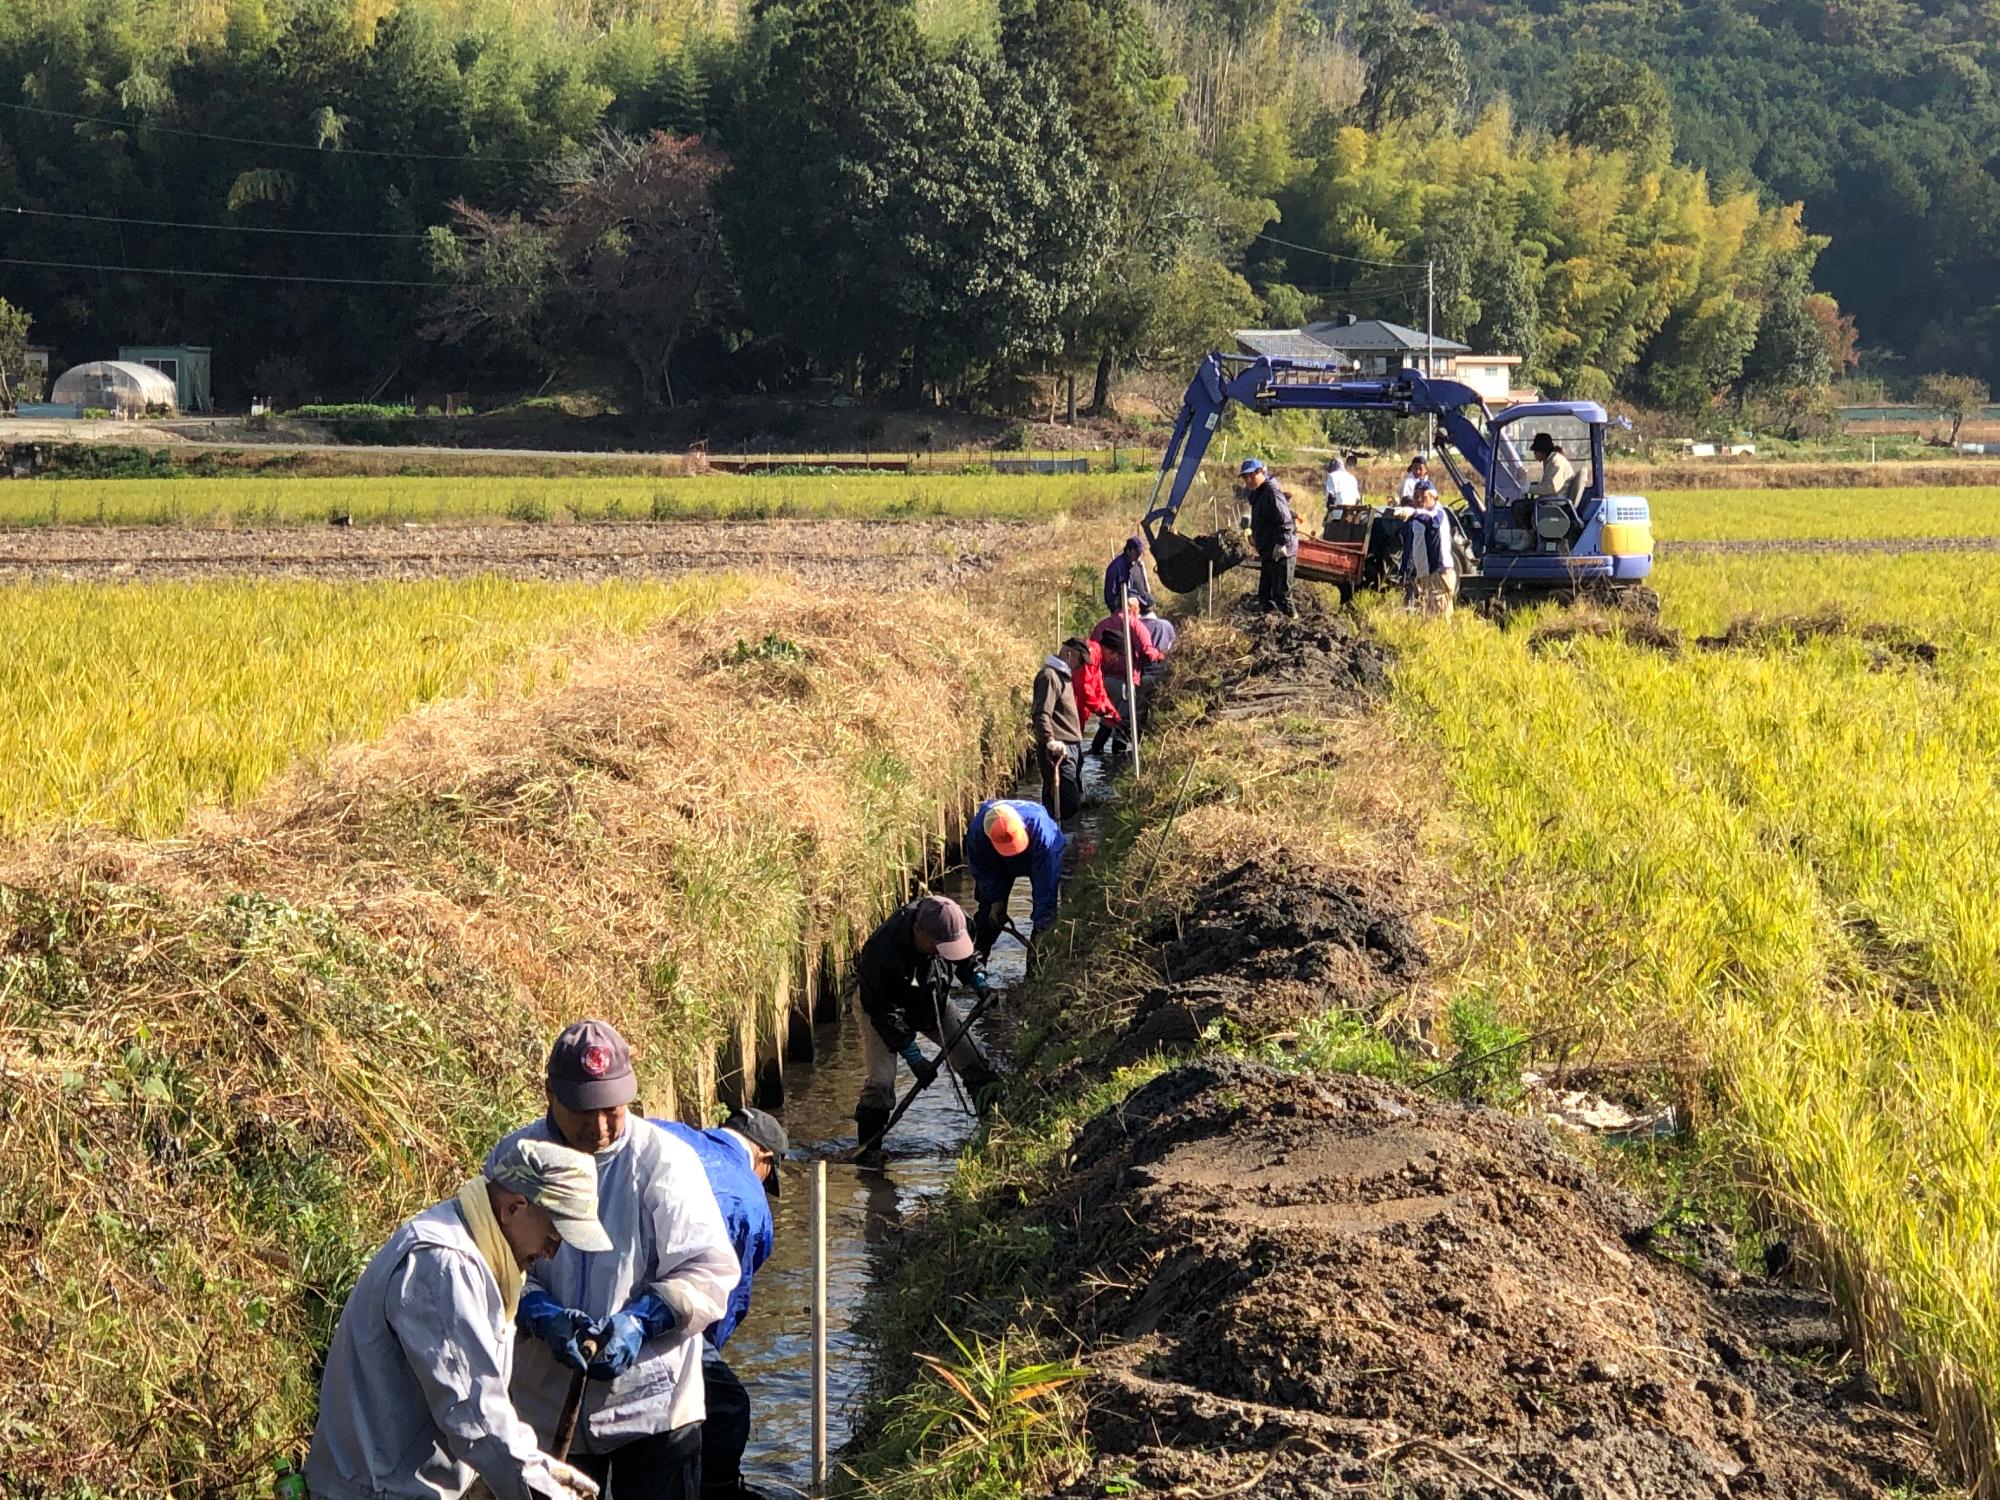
[587,1292,676,1381]
[518,1288,594,1374]
[969,967,991,999]
[900,1041,939,1087]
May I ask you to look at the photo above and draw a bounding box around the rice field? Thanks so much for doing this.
[0,575,742,837]
[0,471,1143,528]
[1647,485,2000,540]
[1381,552,2000,1484]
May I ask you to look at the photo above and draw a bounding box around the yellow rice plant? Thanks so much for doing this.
[0,577,742,837]
[1380,551,2000,1491]
[0,577,1041,1496]
[0,471,1143,528]
[1649,485,2000,540]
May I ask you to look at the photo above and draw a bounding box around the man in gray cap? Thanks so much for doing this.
[494,1021,740,1500]
[852,894,1000,1155]
[306,1136,610,1500]
[653,1107,787,1500]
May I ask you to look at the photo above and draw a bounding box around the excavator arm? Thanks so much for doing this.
[1141,353,1498,593]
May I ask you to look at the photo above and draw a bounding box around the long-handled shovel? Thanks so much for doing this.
[846,983,1005,1162]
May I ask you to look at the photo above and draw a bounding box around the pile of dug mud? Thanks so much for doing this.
[1195,595,1392,720]
[1109,855,1426,1066]
[1039,1059,1943,1498]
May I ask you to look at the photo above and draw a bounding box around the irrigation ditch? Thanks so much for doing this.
[836,596,1954,1499]
[0,579,1076,1497]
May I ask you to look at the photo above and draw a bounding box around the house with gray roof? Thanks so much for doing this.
[1233,315,1533,403]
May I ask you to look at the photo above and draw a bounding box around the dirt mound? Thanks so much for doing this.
[0,518,1021,588]
[1528,613,1682,654]
[1208,594,1393,719]
[1108,856,1425,1066]
[1041,1060,1944,1499]
[1696,608,1939,667]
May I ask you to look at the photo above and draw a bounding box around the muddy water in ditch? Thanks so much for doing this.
[724,760,1109,1492]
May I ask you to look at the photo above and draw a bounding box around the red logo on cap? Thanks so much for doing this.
[581,1044,613,1078]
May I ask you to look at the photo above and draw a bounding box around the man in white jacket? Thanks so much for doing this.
[493,1020,740,1500]
[306,1136,610,1500]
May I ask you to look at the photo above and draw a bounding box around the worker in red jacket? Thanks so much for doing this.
[1090,600,1160,755]
[1079,636,1122,756]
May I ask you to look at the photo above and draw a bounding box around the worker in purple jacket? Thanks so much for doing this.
[1103,535,1155,614]
[1241,457,1297,618]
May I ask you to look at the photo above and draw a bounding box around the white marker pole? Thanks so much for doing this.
[1121,583,1141,776]
[810,1160,827,1498]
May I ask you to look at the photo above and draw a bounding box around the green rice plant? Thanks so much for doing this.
[0,576,743,836]
[856,1327,1090,1499]
[1378,551,2000,1488]
[0,472,1145,528]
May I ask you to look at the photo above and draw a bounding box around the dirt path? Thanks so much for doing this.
[991,599,1947,1498]
[0,518,1036,586]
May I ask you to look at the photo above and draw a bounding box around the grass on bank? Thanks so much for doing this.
[1377,552,2000,1491]
[0,472,1145,528]
[0,577,741,837]
[0,580,1046,1500]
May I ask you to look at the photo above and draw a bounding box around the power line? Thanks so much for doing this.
[0,99,547,166]
[1251,229,1427,269]
[3,204,432,240]
[0,255,453,289]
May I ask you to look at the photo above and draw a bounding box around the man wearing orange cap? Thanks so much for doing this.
[963,798,1065,962]
[852,894,1000,1153]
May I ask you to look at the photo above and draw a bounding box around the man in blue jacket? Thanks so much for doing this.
[964,799,1065,962]
[1103,535,1155,614]
[653,1108,787,1500]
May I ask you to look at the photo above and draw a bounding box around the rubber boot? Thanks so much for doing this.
[854,1103,891,1161]
[1089,722,1111,757]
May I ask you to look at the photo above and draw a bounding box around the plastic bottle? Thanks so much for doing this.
[274,1458,308,1500]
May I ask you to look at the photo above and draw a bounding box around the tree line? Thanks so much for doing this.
[1408,0,2000,395]
[0,0,1875,419]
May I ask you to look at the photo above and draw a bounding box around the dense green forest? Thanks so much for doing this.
[1411,0,2000,391]
[0,0,1940,418]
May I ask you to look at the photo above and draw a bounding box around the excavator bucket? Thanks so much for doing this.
[1152,527,1246,593]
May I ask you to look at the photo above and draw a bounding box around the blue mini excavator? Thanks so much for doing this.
[1140,353,1656,607]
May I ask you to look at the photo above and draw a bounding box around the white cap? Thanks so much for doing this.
[486,1136,613,1252]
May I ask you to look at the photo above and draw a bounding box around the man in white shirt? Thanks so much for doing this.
[1397,454,1430,503]
[1323,454,1360,512]
[495,1021,741,1500]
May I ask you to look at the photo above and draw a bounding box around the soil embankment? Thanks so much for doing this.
[1044,1057,1939,1497]
[0,517,1026,586]
[856,597,1948,1497]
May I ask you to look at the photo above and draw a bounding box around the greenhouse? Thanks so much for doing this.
[48,360,179,416]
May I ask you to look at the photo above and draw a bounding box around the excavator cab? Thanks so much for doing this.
[1464,402,1653,603]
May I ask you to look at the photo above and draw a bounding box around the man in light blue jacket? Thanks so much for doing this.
[494,1021,741,1500]
[306,1136,609,1500]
